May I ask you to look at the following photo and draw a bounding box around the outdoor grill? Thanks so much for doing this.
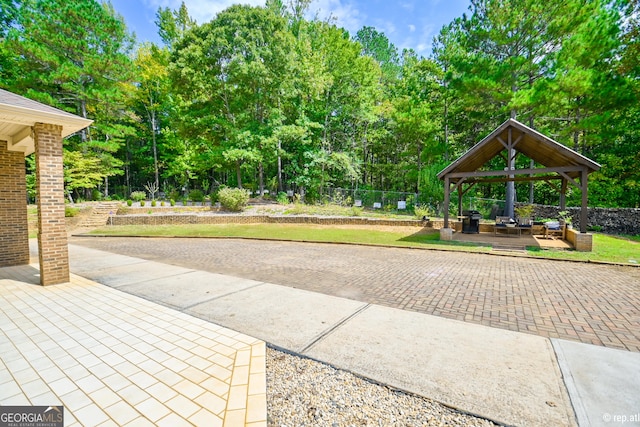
[462,210,482,234]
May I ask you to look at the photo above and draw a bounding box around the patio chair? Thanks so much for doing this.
[543,221,564,239]
[494,216,512,235]
[517,217,533,235]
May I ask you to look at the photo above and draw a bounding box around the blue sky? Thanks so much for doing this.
[108,0,471,55]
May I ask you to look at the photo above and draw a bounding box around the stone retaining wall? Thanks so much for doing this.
[109,214,427,228]
[528,205,640,235]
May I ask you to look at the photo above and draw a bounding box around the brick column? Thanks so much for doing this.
[35,123,69,285]
[0,141,30,267]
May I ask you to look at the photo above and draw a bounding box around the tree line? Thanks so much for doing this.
[1,0,638,208]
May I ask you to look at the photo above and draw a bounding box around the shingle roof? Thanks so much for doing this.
[0,88,92,155]
[0,88,80,119]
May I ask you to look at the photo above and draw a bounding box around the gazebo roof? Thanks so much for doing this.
[437,118,601,182]
[0,88,92,155]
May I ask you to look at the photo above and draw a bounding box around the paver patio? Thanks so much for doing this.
[0,264,267,426]
[70,236,640,352]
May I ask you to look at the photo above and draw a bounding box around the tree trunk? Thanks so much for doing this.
[277,140,283,192]
[235,161,242,189]
[151,111,159,190]
[258,162,264,197]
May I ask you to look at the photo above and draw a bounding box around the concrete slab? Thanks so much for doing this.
[77,260,194,288]
[185,283,366,353]
[67,245,146,273]
[118,270,263,310]
[553,339,640,427]
[305,304,576,427]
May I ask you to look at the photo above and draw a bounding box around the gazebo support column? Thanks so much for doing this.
[441,176,453,240]
[580,168,588,234]
[0,141,30,267]
[560,179,567,210]
[35,123,69,285]
[443,176,450,228]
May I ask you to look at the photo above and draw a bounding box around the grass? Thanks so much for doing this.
[282,203,422,219]
[89,224,508,254]
[88,223,639,265]
[89,224,488,250]
[527,233,639,264]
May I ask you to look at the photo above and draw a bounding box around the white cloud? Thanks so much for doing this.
[144,0,266,24]
[372,19,396,36]
[408,24,415,32]
[398,22,436,55]
[308,0,365,35]
[400,1,414,11]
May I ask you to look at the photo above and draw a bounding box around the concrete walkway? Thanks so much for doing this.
[3,240,639,426]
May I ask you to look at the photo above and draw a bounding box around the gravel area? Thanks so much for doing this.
[267,347,497,427]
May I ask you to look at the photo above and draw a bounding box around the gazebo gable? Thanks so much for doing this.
[437,118,601,180]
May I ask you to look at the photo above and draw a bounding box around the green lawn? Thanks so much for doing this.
[89,224,489,252]
[89,223,639,264]
[527,233,639,264]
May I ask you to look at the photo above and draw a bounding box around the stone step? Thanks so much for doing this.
[74,202,121,229]
[491,245,527,253]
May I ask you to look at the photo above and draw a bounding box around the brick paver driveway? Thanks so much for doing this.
[70,237,640,352]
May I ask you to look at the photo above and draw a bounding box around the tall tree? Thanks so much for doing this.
[354,26,400,82]
[392,52,445,198]
[156,1,195,48]
[131,43,171,192]
[170,5,297,192]
[4,0,135,198]
[303,21,381,197]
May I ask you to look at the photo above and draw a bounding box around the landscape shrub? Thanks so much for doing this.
[140,200,146,207]
[276,192,289,205]
[65,206,80,217]
[189,189,205,203]
[126,199,132,207]
[413,204,431,219]
[218,187,250,212]
[170,199,176,206]
[151,200,157,207]
[130,191,146,202]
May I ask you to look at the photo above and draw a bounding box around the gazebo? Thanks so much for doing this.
[0,88,92,285]
[437,119,601,250]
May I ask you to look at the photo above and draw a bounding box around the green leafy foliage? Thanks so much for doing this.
[188,189,204,203]
[1,0,638,210]
[64,206,80,217]
[130,191,146,202]
[276,192,290,205]
[217,187,251,212]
